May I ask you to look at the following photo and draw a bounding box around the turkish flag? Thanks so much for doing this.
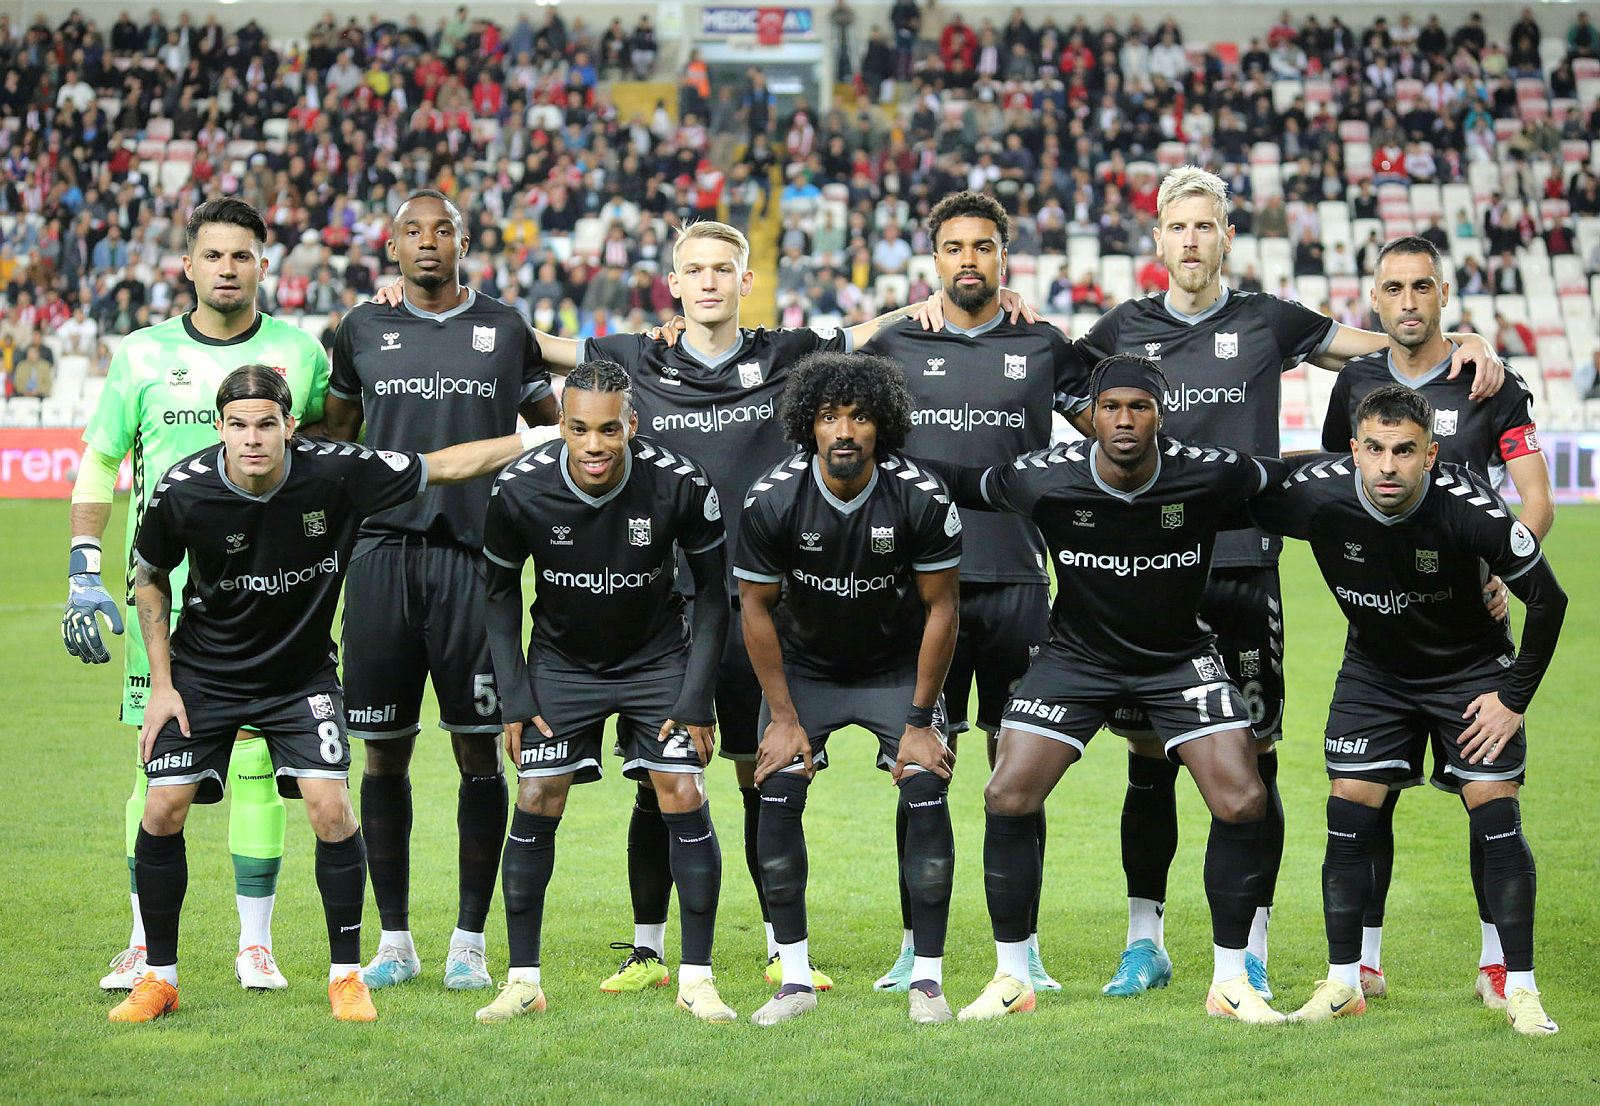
[756,8,784,45]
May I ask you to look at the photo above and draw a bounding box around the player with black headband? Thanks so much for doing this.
[472,360,734,1025]
[1069,166,1505,1002]
[735,352,961,1026]
[109,366,538,1024]
[1319,236,1554,1004]
[925,354,1285,1026]
[315,189,557,993]
[862,189,1086,994]
[1249,384,1565,1037]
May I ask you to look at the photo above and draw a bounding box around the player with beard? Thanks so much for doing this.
[1070,167,1505,1001]
[861,191,1086,994]
[924,355,1284,1025]
[1248,385,1565,1036]
[66,198,330,994]
[1319,236,1554,1004]
[110,365,538,1023]
[736,352,961,1025]
[312,190,557,993]
[474,361,733,1025]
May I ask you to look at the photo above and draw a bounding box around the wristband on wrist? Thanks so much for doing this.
[69,536,102,576]
[906,704,935,729]
[520,428,541,450]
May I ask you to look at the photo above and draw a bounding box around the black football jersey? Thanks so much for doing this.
[483,435,725,679]
[1072,288,1336,567]
[1321,347,1541,489]
[973,438,1270,671]
[864,314,1090,584]
[1248,455,1556,708]
[330,291,552,548]
[580,325,851,589]
[734,452,962,682]
[135,439,427,697]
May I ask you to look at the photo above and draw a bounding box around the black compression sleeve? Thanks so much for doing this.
[484,560,539,721]
[1501,558,1567,713]
[670,544,730,725]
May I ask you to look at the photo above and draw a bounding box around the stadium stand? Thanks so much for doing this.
[2,4,1598,428]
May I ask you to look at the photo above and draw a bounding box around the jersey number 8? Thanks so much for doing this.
[317,721,344,764]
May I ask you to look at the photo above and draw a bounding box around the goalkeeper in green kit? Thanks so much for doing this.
[63,199,332,991]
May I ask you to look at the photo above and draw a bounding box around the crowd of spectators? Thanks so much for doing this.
[1,4,1599,404]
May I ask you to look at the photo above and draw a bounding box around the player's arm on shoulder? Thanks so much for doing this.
[423,430,539,485]
[535,329,581,372]
[1505,447,1554,541]
[849,299,926,346]
[301,391,363,440]
[913,456,1000,512]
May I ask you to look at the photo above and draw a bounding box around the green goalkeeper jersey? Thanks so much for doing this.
[82,311,331,605]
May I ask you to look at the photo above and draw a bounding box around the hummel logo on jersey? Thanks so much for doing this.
[800,532,822,552]
[168,365,193,386]
[521,740,571,765]
[1214,332,1239,359]
[871,526,895,554]
[303,510,327,537]
[738,361,763,387]
[381,332,402,351]
[1344,542,1364,563]
[1433,409,1458,436]
[349,704,397,725]
[1326,737,1370,755]
[924,357,947,376]
[1144,342,1162,360]
[660,364,682,387]
[628,517,652,546]
[471,325,496,353]
[1074,509,1094,527]
[226,533,248,553]
[1416,549,1439,573]
[1160,503,1185,529]
[1004,353,1027,380]
[1238,649,1261,678]
[307,693,337,720]
[550,526,573,546]
[147,750,193,772]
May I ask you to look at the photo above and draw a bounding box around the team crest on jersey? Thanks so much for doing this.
[800,532,822,552]
[1192,654,1226,682]
[550,526,573,546]
[307,693,336,721]
[1415,549,1439,573]
[381,332,402,351]
[738,361,763,388]
[628,517,652,547]
[1214,332,1239,360]
[1433,409,1458,436]
[1238,649,1261,678]
[924,357,947,376]
[1004,353,1028,380]
[1160,503,1185,529]
[871,526,895,554]
[168,365,192,386]
[471,326,496,353]
[1144,342,1162,360]
[302,510,327,537]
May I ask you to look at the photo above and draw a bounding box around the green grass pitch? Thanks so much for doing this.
[1,496,1595,1101]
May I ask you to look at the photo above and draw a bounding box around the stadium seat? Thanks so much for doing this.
[1156,142,1187,170]
[159,161,191,197]
[145,117,174,141]
[572,217,604,259]
[3,397,42,428]
[1554,255,1588,297]
[875,273,909,308]
[1338,119,1370,144]
[1250,142,1280,166]
[40,396,75,427]
[907,255,937,286]
[1395,79,1424,111]
[1271,80,1300,114]
[1295,276,1329,308]
[1069,312,1102,339]
[1067,237,1100,276]
[1409,184,1443,220]
[165,140,196,164]
[1250,163,1282,198]
[1100,255,1135,304]
[1307,366,1337,422]
[1229,234,1260,276]
[1529,296,1565,339]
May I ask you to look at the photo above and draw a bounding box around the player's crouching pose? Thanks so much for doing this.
[476,361,735,1024]
[736,352,961,1026]
[926,355,1284,1024]
[111,366,535,1024]
[1249,385,1565,1035]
